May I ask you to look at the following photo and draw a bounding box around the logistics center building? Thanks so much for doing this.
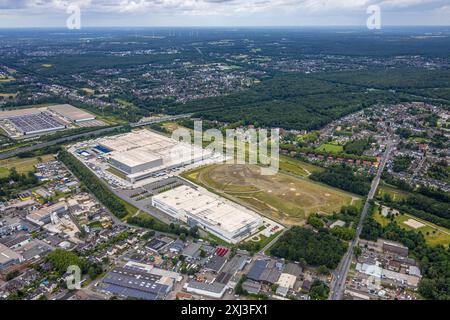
[97,130,212,183]
[152,185,263,244]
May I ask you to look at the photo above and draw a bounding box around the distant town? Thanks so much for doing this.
[0,27,449,302]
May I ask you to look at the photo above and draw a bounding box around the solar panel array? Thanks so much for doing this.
[8,112,65,135]
[101,267,169,300]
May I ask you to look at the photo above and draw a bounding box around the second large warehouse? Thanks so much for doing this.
[152,185,263,244]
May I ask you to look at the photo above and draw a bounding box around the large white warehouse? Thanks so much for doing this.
[97,130,212,183]
[152,185,263,244]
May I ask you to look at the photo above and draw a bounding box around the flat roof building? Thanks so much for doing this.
[97,130,213,183]
[152,185,263,244]
[0,243,23,271]
[100,267,172,300]
[48,104,96,123]
[184,280,227,299]
[26,201,68,226]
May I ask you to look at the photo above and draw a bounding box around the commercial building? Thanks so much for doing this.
[97,130,213,183]
[0,243,23,271]
[100,267,173,300]
[7,112,66,135]
[0,217,22,236]
[152,185,263,244]
[48,104,96,123]
[247,259,284,285]
[356,262,421,288]
[276,273,297,297]
[26,201,68,226]
[382,240,409,257]
[184,280,227,299]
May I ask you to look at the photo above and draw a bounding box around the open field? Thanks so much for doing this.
[374,210,450,247]
[183,164,358,226]
[316,142,344,153]
[0,154,55,178]
[0,93,17,98]
[0,77,16,83]
[279,155,323,177]
[377,183,411,201]
[81,88,95,94]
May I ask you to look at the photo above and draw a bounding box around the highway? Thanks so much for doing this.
[329,138,395,300]
[0,113,192,160]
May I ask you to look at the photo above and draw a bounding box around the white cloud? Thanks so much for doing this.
[1,0,450,26]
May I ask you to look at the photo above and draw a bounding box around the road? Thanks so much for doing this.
[258,227,290,255]
[329,138,395,300]
[0,113,192,160]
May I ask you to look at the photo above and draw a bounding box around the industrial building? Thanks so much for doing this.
[100,267,172,300]
[48,104,96,123]
[26,201,68,226]
[184,280,227,299]
[0,243,23,271]
[99,261,181,300]
[96,129,213,183]
[6,112,66,135]
[0,217,22,237]
[152,185,263,244]
[0,104,97,138]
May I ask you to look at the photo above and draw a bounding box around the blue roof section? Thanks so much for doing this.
[101,267,169,300]
[247,260,267,281]
[94,145,112,153]
[103,283,159,300]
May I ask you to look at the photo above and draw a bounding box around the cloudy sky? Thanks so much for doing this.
[1,0,450,28]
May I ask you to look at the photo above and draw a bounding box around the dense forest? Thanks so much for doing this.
[162,74,406,130]
[309,164,372,196]
[392,155,413,172]
[270,227,348,269]
[343,138,373,156]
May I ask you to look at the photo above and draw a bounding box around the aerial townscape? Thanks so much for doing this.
[0,2,449,309]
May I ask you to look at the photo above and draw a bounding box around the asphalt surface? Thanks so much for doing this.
[329,139,394,300]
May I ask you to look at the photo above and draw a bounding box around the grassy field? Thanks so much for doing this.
[279,155,323,177]
[0,93,17,98]
[0,154,55,178]
[81,88,95,94]
[377,184,411,201]
[161,122,183,133]
[374,209,450,247]
[183,164,358,226]
[115,98,134,108]
[316,142,344,153]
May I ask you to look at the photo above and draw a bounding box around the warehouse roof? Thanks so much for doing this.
[186,280,227,294]
[48,104,95,122]
[110,149,161,168]
[0,243,21,265]
[153,185,262,235]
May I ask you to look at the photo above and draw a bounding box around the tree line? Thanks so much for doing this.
[310,164,372,196]
[58,150,128,219]
[269,227,348,270]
